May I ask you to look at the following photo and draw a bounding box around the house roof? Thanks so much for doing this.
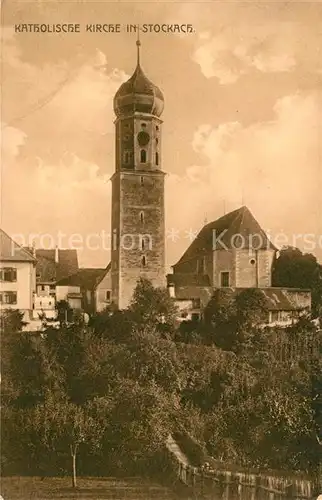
[0,229,35,262]
[34,249,79,283]
[174,206,276,267]
[256,287,311,311]
[56,264,110,290]
[171,285,311,310]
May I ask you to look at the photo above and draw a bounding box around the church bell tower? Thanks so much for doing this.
[111,38,165,308]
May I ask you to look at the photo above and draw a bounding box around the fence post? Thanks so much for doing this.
[222,472,231,500]
[178,461,181,480]
[201,469,204,497]
[250,475,260,500]
[192,467,196,490]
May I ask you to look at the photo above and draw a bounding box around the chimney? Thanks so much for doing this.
[55,246,59,264]
[31,239,36,258]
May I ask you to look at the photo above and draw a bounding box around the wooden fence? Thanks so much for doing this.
[166,436,319,499]
[175,462,318,499]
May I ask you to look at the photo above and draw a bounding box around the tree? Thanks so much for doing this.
[272,247,322,317]
[1,310,28,402]
[203,289,237,349]
[0,309,27,333]
[129,278,178,334]
[56,300,73,326]
[27,397,104,487]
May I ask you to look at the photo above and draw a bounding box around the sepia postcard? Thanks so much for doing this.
[1,0,322,499]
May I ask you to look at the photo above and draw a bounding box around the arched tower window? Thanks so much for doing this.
[142,256,146,267]
[155,152,159,166]
[140,150,146,163]
[141,239,145,250]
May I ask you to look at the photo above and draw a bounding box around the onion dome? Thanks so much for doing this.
[113,39,164,118]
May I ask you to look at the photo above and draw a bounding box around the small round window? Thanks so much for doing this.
[250,258,256,265]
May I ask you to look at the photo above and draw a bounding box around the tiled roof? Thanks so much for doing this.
[256,287,311,311]
[56,264,110,290]
[174,206,276,267]
[171,286,311,310]
[0,229,35,262]
[35,249,79,282]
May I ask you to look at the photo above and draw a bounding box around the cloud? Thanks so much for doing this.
[192,23,299,84]
[165,91,322,265]
[2,31,128,163]
[2,152,111,265]
[1,124,27,165]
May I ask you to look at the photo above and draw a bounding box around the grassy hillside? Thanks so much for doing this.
[0,476,187,500]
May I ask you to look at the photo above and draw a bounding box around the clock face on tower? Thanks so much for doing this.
[137,131,150,147]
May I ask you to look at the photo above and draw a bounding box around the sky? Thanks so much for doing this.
[1,0,322,269]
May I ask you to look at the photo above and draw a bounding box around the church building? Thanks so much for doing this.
[167,207,311,326]
[101,40,311,325]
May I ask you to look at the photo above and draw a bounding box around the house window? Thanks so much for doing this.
[140,149,146,163]
[0,291,17,305]
[221,272,230,287]
[0,267,17,282]
[155,152,159,165]
[192,298,201,309]
[105,290,111,303]
[271,311,279,323]
[142,256,146,267]
[41,285,45,291]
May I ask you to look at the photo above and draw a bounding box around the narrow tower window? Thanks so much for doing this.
[140,176,144,186]
[140,150,146,163]
[155,152,159,166]
[156,125,159,132]
[142,256,146,267]
[140,211,144,223]
[141,239,145,250]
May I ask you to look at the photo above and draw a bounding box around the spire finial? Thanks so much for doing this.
[136,24,141,66]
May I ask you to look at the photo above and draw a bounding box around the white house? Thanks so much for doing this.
[0,229,36,322]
